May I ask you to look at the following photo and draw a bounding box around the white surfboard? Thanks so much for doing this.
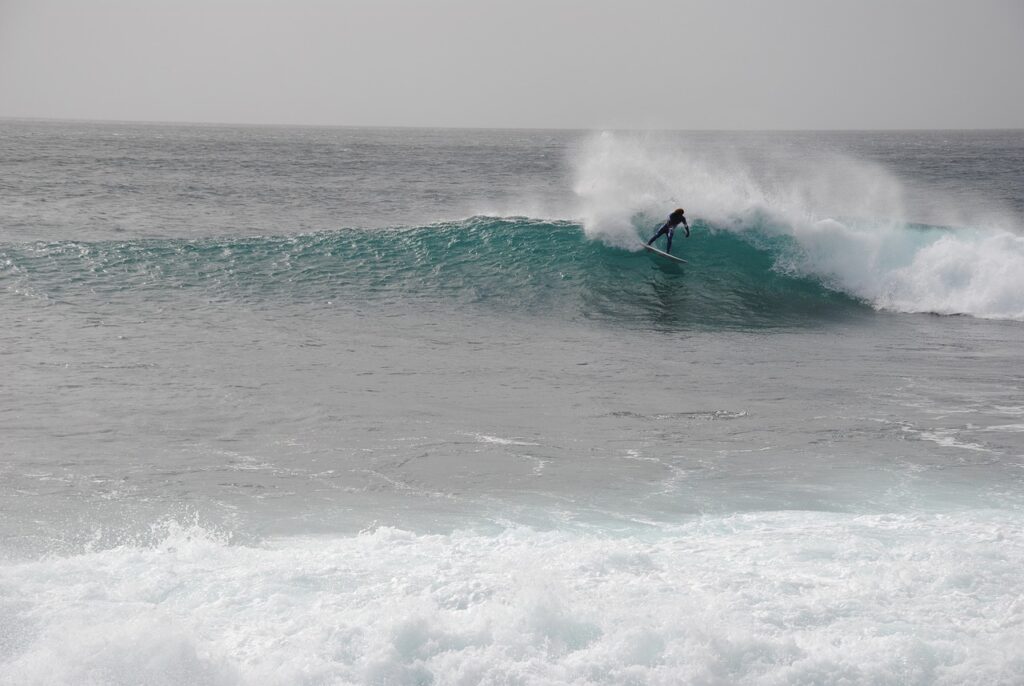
[642,243,688,264]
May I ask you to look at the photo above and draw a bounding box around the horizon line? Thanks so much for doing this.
[3,115,1022,134]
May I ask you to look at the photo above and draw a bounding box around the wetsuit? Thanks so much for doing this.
[647,210,689,254]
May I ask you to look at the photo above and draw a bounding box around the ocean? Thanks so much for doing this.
[1,120,1023,684]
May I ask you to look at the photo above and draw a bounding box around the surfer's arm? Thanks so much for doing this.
[683,219,690,237]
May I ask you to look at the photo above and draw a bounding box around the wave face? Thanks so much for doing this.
[2,217,868,329]
[6,210,1024,328]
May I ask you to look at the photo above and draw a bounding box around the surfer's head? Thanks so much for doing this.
[676,208,685,214]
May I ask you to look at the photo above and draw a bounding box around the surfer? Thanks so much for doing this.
[647,208,689,255]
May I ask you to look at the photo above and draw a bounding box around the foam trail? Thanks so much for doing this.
[573,132,1024,319]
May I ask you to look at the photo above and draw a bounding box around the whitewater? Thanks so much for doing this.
[1,121,1023,684]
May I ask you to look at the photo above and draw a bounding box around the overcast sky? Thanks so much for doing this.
[1,0,1022,129]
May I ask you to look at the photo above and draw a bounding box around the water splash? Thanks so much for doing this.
[572,132,1024,320]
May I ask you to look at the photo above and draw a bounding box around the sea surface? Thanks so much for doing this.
[2,120,1023,684]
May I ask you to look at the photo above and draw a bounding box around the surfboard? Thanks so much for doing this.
[642,243,687,264]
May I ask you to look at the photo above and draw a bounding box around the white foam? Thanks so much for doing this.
[983,424,1024,433]
[465,432,539,446]
[913,429,993,453]
[2,513,1023,685]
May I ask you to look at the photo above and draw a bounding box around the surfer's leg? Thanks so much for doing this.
[666,229,674,254]
[648,226,667,245]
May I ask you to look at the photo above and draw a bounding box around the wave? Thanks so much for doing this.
[4,209,1023,328]
[0,211,1019,329]
[0,217,868,329]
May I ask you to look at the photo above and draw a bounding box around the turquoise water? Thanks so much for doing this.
[2,121,1024,684]
[3,216,866,329]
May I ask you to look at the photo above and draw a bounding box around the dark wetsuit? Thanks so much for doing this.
[647,210,689,254]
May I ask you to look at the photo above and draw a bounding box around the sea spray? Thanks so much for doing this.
[571,131,1024,319]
